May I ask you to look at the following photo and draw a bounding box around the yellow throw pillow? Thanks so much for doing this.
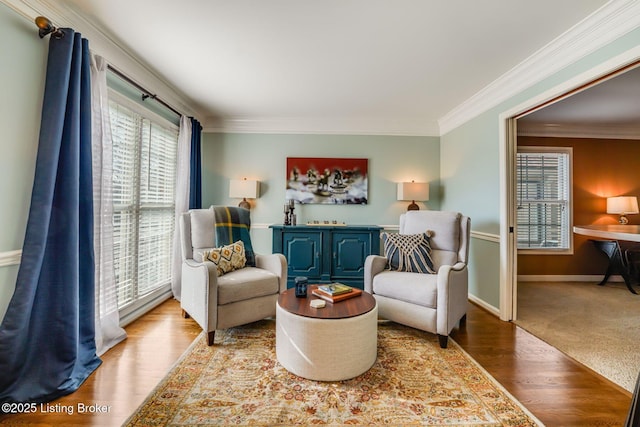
[204,240,247,276]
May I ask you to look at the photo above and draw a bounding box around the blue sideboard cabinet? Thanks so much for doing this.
[270,225,382,289]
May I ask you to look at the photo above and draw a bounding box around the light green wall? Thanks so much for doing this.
[0,4,47,321]
[441,27,640,308]
[439,106,504,307]
[202,133,440,254]
[2,0,638,320]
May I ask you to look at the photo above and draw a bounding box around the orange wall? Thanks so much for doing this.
[517,136,640,276]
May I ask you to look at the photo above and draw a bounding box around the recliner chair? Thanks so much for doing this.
[179,207,287,345]
[364,210,470,348]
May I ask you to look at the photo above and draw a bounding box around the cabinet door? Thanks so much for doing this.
[332,232,370,279]
[283,232,322,281]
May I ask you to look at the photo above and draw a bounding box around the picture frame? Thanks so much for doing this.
[286,157,368,205]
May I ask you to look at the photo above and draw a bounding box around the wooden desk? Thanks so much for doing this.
[573,225,640,294]
[573,224,640,242]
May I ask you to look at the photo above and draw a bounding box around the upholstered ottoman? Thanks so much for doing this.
[275,286,378,381]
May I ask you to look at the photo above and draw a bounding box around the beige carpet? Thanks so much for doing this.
[516,281,640,392]
[125,320,543,426]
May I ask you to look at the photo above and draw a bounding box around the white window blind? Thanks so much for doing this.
[516,148,572,251]
[109,98,178,311]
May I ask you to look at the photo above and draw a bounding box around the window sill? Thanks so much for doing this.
[518,248,574,255]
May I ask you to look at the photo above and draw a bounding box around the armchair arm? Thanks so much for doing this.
[364,255,387,293]
[255,253,288,293]
[436,262,468,336]
[181,259,219,332]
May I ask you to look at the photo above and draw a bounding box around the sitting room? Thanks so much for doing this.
[1,1,639,426]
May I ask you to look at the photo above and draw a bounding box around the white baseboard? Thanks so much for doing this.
[517,275,623,282]
[468,293,500,318]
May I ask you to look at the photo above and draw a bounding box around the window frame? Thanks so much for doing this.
[107,89,179,320]
[516,146,573,255]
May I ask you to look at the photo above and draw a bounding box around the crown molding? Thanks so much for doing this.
[7,0,638,138]
[1,0,36,20]
[204,117,440,137]
[1,0,203,120]
[517,122,640,140]
[3,0,434,137]
[438,0,640,136]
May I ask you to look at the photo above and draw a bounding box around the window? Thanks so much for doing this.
[109,92,178,314]
[516,147,572,253]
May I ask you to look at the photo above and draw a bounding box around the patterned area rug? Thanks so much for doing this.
[125,320,543,426]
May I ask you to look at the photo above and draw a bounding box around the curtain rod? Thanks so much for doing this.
[107,65,183,118]
[34,16,184,118]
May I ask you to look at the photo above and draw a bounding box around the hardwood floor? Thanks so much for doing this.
[452,303,632,426]
[0,298,201,427]
[0,298,632,426]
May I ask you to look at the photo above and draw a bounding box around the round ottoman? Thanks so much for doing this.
[275,293,377,381]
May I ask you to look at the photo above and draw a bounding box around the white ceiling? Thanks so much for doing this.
[54,0,613,134]
[518,65,640,138]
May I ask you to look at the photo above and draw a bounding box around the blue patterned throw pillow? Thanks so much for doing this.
[382,232,436,274]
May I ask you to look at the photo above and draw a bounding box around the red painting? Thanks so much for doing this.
[286,157,368,204]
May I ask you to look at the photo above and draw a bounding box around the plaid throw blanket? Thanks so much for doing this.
[213,206,256,266]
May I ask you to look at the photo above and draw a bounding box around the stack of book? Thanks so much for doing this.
[311,283,362,303]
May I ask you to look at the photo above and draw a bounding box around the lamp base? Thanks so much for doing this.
[238,198,251,210]
[407,201,419,211]
[619,214,629,224]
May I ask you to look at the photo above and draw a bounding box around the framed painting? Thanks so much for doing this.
[286,157,368,204]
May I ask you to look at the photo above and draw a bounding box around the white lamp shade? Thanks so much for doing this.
[397,182,429,201]
[229,179,259,199]
[606,196,639,214]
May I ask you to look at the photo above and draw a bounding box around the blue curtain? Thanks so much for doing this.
[189,118,202,209]
[0,29,101,403]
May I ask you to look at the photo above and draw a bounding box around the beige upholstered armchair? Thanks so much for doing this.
[364,210,470,348]
[179,207,287,345]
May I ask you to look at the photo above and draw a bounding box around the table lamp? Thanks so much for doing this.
[397,181,429,211]
[606,196,639,224]
[229,178,260,210]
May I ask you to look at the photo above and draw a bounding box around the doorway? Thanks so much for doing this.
[499,51,640,322]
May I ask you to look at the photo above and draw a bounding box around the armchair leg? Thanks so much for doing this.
[438,334,449,349]
[181,309,190,319]
[460,314,467,326]
[207,331,215,346]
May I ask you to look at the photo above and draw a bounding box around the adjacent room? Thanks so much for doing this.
[515,64,640,393]
[1,1,639,426]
